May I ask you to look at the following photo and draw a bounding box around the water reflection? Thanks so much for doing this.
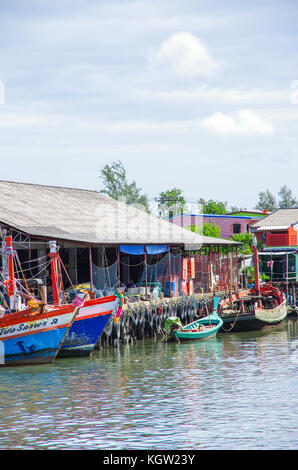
[0,319,297,449]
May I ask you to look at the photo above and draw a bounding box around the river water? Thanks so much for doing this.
[0,319,297,450]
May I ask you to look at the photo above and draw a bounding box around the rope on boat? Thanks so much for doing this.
[220,308,242,332]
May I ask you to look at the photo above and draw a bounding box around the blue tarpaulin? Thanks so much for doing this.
[120,245,168,255]
[120,245,145,255]
[147,245,168,255]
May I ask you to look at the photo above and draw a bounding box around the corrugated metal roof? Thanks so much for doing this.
[254,225,290,232]
[0,180,238,247]
[251,208,298,231]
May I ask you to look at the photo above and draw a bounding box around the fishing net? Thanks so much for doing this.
[192,249,239,292]
[140,252,183,296]
[92,260,118,292]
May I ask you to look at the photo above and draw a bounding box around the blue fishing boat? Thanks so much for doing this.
[164,297,223,342]
[58,294,121,357]
[0,236,83,367]
[0,301,81,367]
[46,241,124,358]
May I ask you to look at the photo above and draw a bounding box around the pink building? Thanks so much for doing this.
[170,213,263,239]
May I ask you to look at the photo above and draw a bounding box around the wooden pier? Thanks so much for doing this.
[95,290,249,348]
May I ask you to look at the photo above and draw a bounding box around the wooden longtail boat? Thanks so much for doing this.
[218,237,288,332]
[219,286,287,332]
[165,297,223,342]
[255,299,287,324]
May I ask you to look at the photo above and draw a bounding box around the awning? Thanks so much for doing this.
[259,251,297,256]
[120,245,168,255]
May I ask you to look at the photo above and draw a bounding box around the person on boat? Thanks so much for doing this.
[128,279,136,288]
[118,279,127,292]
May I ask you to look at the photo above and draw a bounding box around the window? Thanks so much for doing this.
[233,224,241,234]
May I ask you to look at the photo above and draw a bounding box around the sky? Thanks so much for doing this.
[0,0,298,211]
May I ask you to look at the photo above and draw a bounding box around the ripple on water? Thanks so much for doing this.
[0,319,297,449]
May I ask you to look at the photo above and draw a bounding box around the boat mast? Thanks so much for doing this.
[252,235,260,296]
[49,240,60,305]
[6,236,15,297]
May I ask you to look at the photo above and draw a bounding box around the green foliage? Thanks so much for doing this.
[230,233,253,255]
[100,160,150,212]
[199,198,227,215]
[203,222,221,238]
[188,223,221,238]
[278,184,297,208]
[157,188,186,217]
[241,266,269,283]
[254,189,277,212]
[242,265,254,281]
[254,185,298,211]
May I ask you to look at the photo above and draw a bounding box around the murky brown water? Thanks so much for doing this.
[0,319,297,450]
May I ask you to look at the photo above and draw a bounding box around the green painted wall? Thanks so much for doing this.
[230,211,265,218]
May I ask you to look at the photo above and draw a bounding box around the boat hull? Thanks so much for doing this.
[174,310,223,342]
[174,325,221,341]
[255,300,287,324]
[58,296,119,357]
[0,305,78,367]
[220,300,288,332]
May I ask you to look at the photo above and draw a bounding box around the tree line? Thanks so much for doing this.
[100,160,297,214]
[99,160,297,251]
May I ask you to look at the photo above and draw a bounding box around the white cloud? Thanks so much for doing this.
[0,113,52,127]
[201,109,275,136]
[77,117,194,134]
[133,86,289,109]
[142,86,288,106]
[149,32,219,78]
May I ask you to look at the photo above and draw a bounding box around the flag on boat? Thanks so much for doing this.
[114,289,124,323]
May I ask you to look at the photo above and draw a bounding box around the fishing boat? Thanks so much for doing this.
[0,237,84,367]
[58,293,122,357]
[45,241,124,358]
[219,285,287,332]
[218,236,287,332]
[164,297,223,342]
